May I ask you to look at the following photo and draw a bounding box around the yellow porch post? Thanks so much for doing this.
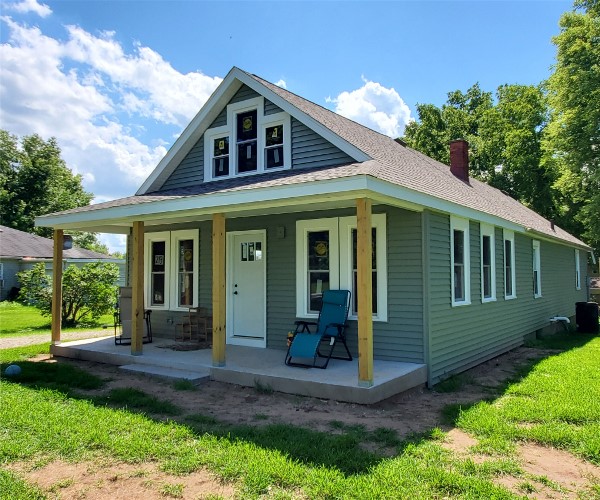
[212,213,226,366]
[131,221,144,355]
[51,229,63,345]
[356,198,374,387]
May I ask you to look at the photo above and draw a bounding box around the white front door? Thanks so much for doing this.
[227,230,266,347]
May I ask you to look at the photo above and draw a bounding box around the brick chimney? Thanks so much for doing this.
[449,139,469,182]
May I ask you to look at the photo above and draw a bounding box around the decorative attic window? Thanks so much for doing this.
[204,97,291,181]
[213,136,229,177]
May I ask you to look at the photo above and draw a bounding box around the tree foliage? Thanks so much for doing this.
[0,130,93,237]
[17,262,119,327]
[0,130,111,254]
[544,0,600,252]
[402,83,554,218]
[402,1,599,253]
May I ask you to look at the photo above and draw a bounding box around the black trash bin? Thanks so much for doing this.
[576,301,599,333]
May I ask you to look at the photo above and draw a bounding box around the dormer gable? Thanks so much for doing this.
[138,67,368,195]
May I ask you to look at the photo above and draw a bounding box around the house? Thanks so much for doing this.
[36,67,591,400]
[0,225,125,300]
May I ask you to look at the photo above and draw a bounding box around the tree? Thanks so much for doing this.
[402,84,555,219]
[17,262,119,327]
[0,130,111,254]
[0,130,92,237]
[544,0,600,253]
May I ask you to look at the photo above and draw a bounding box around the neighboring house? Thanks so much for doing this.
[0,225,125,300]
[36,67,590,387]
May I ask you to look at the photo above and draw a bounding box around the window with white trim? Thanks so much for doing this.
[204,97,291,181]
[145,229,199,311]
[532,240,541,298]
[575,249,581,290]
[451,216,471,306]
[480,223,496,302]
[296,214,387,321]
[503,230,516,299]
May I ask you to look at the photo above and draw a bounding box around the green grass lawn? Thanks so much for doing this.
[455,334,600,465]
[1,334,599,498]
[0,302,114,337]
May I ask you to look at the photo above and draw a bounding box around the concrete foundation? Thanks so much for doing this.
[50,336,427,404]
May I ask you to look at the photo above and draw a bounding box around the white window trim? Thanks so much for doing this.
[295,215,388,321]
[144,229,199,311]
[295,218,339,319]
[480,223,496,303]
[503,229,517,300]
[204,97,291,182]
[532,239,542,298]
[575,249,581,290]
[170,229,200,311]
[339,214,388,322]
[451,216,471,306]
[204,125,230,180]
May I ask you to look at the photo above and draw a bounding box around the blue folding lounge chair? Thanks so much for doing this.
[285,289,352,369]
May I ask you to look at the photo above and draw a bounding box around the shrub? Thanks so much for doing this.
[17,261,118,327]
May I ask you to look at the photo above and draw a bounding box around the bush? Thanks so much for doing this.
[17,261,118,327]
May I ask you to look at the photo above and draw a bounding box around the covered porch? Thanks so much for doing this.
[50,335,427,404]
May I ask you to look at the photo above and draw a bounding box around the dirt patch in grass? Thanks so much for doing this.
[442,428,600,499]
[12,346,600,498]
[8,459,235,499]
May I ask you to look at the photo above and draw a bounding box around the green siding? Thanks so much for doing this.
[158,85,353,192]
[428,213,588,382]
[161,139,204,190]
[140,207,424,362]
[291,118,355,169]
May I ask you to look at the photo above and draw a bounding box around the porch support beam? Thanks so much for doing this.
[356,198,374,387]
[51,229,63,345]
[212,213,226,367]
[131,221,144,355]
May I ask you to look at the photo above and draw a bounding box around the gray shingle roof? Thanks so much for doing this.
[0,225,114,259]
[37,68,588,249]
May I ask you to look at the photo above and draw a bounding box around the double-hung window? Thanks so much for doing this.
[296,214,387,321]
[532,240,541,298]
[575,249,581,290]
[480,224,496,302]
[503,230,516,299]
[145,229,199,311]
[205,97,291,181]
[451,216,471,306]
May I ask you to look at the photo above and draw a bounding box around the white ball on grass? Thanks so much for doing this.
[4,364,22,376]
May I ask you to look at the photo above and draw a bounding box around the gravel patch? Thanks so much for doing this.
[0,329,113,349]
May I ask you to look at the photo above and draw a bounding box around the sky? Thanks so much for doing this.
[0,0,573,252]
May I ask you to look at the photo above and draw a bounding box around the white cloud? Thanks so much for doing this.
[4,0,52,17]
[0,17,222,202]
[326,77,412,138]
[275,79,287,89]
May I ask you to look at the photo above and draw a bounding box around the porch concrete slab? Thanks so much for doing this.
[50,337,427,404]
[119,364,210,385]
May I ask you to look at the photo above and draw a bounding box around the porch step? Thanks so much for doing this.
[119,364,210,385]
